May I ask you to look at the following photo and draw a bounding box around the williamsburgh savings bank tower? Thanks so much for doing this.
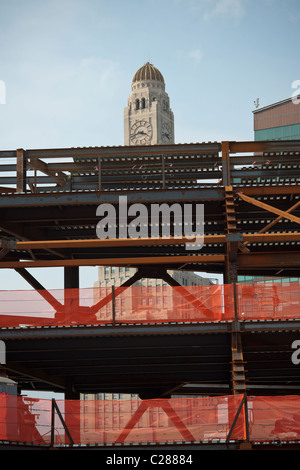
[124,62,175,146]
[92,63,215,401]
[96,63,213,290]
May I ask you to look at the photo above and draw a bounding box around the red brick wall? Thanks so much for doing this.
[254,99,300,130]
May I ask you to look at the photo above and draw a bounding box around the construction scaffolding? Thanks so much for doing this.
[0,139,300,449]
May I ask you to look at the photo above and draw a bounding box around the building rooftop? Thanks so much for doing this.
[253,94,300,113]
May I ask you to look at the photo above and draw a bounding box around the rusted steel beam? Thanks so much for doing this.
[115,399,195,444]
[15,268,63,311]
[3,139,298,162]
[241,200,300,250]
[0,186,17,193]
[237,192,300,225]
[228,140,300,154]
[90,270,142,315]
[224,186,239,283]
[0,248,9,260]
[260,200,300,231]
[231,321,247,395]
[0,229,66,260]
[23,141,221,159]
[7,232,300,252]
[0,187,224,207]
[16,148,26,193]
[0,254,225,269]
[244,233,300,242]
[235,185,300,196]
[9,236,210,250]
[238,251,300,268]
[27,157,67,187]
[221,142,231,186]
[161,271,214,318]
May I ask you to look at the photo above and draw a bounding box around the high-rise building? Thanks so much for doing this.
[93,267,216,324]
[124,62,175,146]
[96,266,215,288]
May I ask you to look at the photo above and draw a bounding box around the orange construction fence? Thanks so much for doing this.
[1,394,300,446]
[0,281,300,328]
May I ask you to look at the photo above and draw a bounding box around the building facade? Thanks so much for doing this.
[96,265,215,288]
[124,62,175,146]
[253,95,300,141]
[93,267,217,324]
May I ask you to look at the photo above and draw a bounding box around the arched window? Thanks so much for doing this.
[141,98,146,109]
[135,99,140,110]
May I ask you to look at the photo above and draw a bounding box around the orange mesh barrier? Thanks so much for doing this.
[0,281,300,328]
[2,394,300,446]
[112,285,234,323]
[0,395,52,445]
[0,284,235,327]
[247,395,300,441]
[236,281,300,321]
[0,394,246,445]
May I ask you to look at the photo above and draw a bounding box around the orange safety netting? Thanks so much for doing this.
[236,281,300,321]
[246,395,300,441]
[0,284,235,327]
[1,394,300,446]
[0,281,300,328]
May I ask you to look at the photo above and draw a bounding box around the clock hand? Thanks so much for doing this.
[131,131,147,138]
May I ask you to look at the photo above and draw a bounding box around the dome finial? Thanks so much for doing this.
[132,62,165,84]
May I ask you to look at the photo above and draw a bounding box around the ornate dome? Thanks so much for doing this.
[132,62,165,84]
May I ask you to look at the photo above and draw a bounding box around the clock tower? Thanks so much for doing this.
[124,62,175,146]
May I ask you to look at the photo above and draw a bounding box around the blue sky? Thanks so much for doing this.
[0,0,299,288]
[1,0,299,149]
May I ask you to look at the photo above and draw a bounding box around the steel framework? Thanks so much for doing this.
[0,140,300,402]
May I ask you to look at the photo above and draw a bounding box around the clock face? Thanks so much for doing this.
[161,122,172,143]
[130,120,152,145]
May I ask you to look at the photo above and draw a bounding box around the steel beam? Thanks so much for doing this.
[0,187,224,207]
[228,139,300,153]
[235,185,300,196]
[27,157,67,187]
[15,268,63,311]
[24,141,221,159]
[238,251,300,268]
[5,232,300,251]
[3,236,207,250]
[221,141,231,186]
[237,192,300,225]
[161,270,214,318]
[224,187,239,284]
[115,400,195,443]
[90,270,142,314]
[0,254,225,269]
[16,149,26,193]
[241,200,300,250]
